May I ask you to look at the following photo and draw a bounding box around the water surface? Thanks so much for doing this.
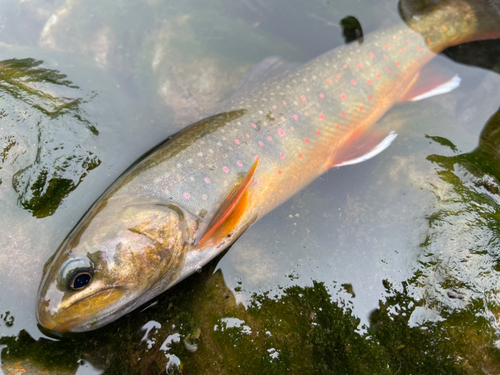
[2,0,500,373]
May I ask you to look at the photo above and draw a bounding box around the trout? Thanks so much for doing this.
[37,0,500,332]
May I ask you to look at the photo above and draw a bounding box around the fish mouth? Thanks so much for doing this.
[37,287,126,333]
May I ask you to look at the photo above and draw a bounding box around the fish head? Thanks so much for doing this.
[37,196,199,333]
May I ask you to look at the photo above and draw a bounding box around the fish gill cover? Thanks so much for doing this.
[0,58,101,218]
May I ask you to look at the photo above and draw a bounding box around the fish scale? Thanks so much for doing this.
[117,24,430,220]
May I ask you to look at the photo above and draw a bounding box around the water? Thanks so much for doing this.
[1,0,500,373]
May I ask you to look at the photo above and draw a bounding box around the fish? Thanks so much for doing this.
[37,0,500,332]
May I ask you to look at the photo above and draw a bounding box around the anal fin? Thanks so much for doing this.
[328,130,397,168]
[198,157,259,246]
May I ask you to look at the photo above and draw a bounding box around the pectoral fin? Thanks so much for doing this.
[198,157,260,245]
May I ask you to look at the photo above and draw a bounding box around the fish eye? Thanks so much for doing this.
[57,257,94,291]
[69,271,93,290]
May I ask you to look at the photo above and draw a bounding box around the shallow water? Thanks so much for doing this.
[2,0,500,373]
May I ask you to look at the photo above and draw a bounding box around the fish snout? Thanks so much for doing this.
[37,284,126,333]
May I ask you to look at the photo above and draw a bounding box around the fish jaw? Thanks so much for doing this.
[37,281,127,332]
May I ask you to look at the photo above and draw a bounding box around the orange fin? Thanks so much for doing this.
[328,130,397,168]
[399,63,461,102]
[198,157,259,245]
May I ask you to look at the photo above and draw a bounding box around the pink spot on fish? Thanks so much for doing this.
[252,123,257,128]
[290,127,295,131]
[217,142,222,147]
[336,73,341,78]
[327,77,332,83]
[367,79,372,85]
[300,95,306,101]
[383,54,388,59]
[386,44,391,49]
[278,128,285,136]
[386,67,390,72]
[184,193,191,199]
[273,105,277,109]
[298,153,303,159]
[253,180,258,186]
[359,106,363,111]
[245,134,250,138]
[235,139,240,145]
[280,152,285,159]
[368,95,372,100]
[254,155,259,161]
[395,61,401,67]
[268,136,273,141]
[340,93,346,100]
[343,64,347,68]
[203,195,207,200]
[205,178,210,184]
[283,101,287,105]
[293,114,298,120]
[409,29,414,33]
[407,40,411,44]
[237,160,243,166]
[277,170,282,175]
[417,46,422,51]
[357,63,363,68]
[319,93,325,98]
[341,112,346,117]
[259,141,264,146]
[369,52,374,57]
[376,73,381,78]
[318,113,325,119]
[223,166,229,173]
[304,138,310,144]
[401,48,406,53]
[316,130,321,135]
[336,124,340,129]
[351,79,357,85]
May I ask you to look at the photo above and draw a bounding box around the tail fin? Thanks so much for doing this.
[399,0,500,48]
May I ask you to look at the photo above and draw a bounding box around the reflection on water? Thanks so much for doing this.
[0,58,101,218]
[414,107,500,339]
[2,0,500,372]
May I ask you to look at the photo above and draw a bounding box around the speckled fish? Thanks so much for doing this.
[37,0,500,332]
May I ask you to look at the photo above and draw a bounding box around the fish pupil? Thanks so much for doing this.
[70,272,92,290]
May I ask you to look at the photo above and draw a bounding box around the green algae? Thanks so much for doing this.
[414,107,500,319]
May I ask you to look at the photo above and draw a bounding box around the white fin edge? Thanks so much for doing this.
[335,132,397,167]
[410,75,461,101]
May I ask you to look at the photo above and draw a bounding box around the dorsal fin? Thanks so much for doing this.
[229,56,300,101]
[198,157,260,246]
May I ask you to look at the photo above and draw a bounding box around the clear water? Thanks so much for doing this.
[2,0,500,373]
